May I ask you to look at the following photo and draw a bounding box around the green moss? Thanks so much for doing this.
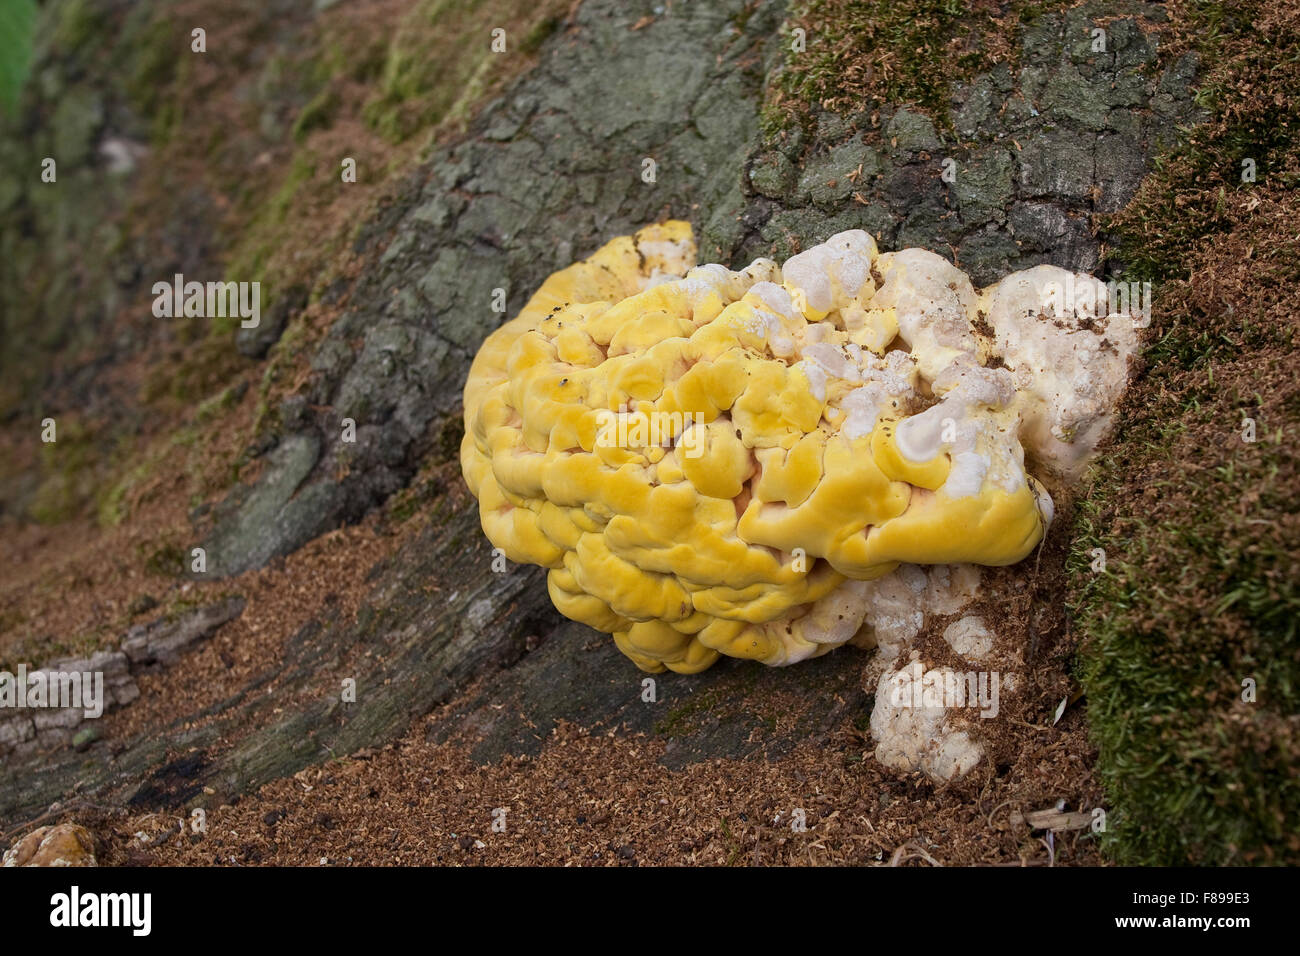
[142,152,316,408]
[143,542,186,578]
[292,86,341,142]
[519,14,561,55]
[141,328,250,406]
[224,152,318,287]
[144,41,193,146]
[1105,3,1300,282]
[97,462,147,528]
[52,0,104,54]
[1072,0,1300,865]
[654,690,721,738]
[1070,425,1299,863]
[384,475,447,525]
[361,0,566,142]
[654,666,762,737]
[765,0,998,135]
[195,382,247,425]
[121,14,180,119]
[336,33,389,85]
[28,418,99,524]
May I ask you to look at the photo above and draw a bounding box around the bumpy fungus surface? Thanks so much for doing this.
[462,222,1134,673]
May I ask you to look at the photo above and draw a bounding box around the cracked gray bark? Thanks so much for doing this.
[1,0,1202,832]
[202,0,1200,579]
[723,1,1201,281]
[198,0,784,578]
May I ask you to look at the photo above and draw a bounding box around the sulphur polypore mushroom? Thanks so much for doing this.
[461,222,1135,674]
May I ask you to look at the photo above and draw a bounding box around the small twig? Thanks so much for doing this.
[1012,807,1096,832]
[1039,835,1056,867]
[1008,717,1055,733]
[1,800,120,843]
[989,858,1054,867]
[986,799,1013,830]
[887,841,943,867]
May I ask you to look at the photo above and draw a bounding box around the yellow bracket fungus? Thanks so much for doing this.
[461,222,1136,673]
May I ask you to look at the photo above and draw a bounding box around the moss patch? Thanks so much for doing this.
[29,418,101,525]
[361,0,570,143]
[764,0,1015,134]
[1070,0,1300,865]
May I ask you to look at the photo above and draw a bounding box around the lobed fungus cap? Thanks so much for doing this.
[461,222,1135,673]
